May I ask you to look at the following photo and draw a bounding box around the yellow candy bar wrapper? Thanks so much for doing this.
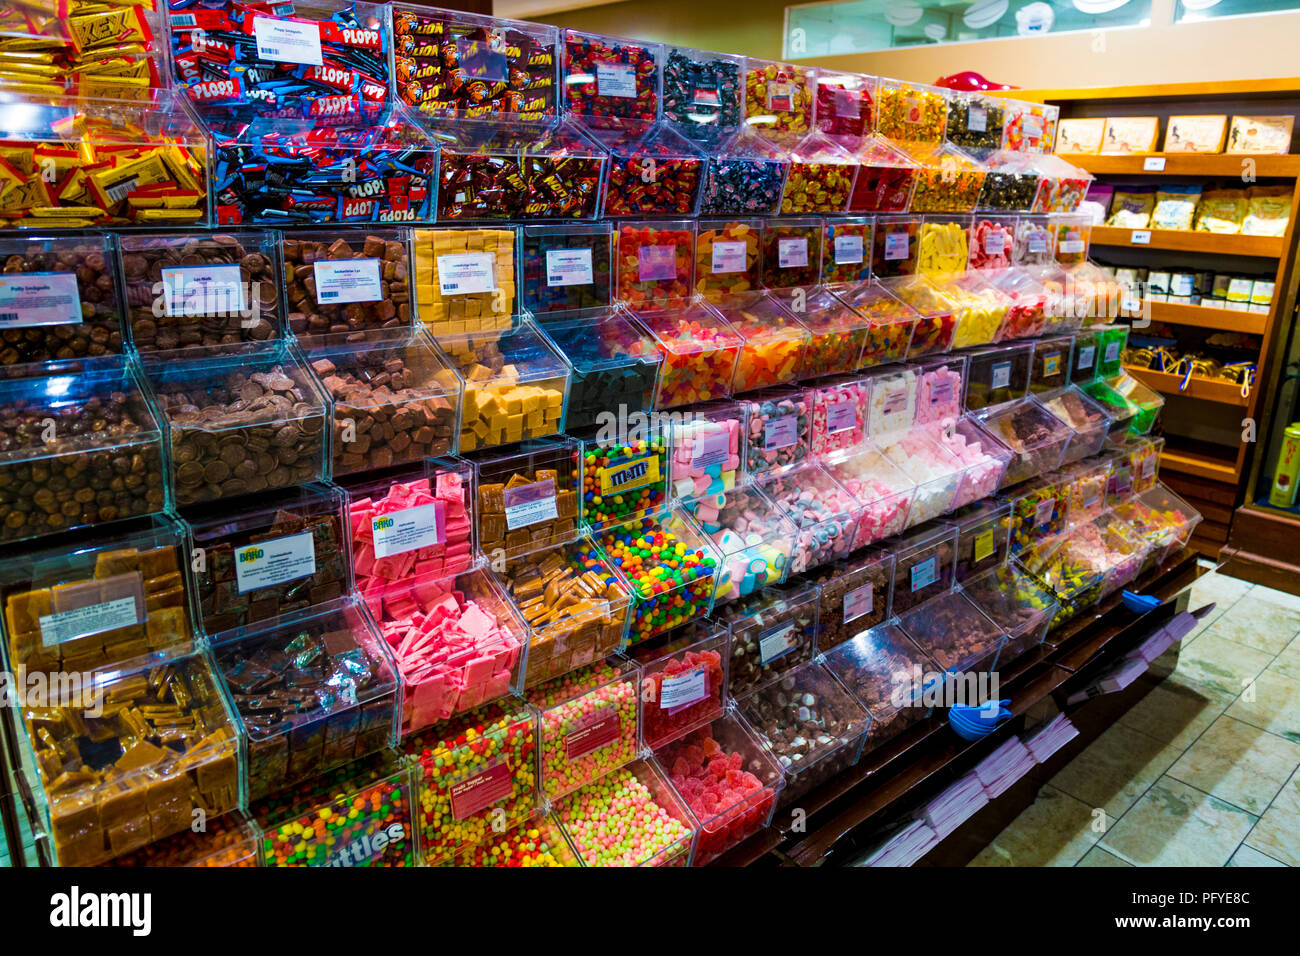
[0,78,63,96]
[0,147,33,177]
[127,189,202,209]
[78,79,156,100]
[0,49,58,65]
[68,8,148,54]
[87,152,170,207]
[55,168,93,206]
[0,58,62,77]
[134,208,203,222]
[0,176,55,213]
[17,218,98,228]
[162,146,202,192]
[29,205,107,217]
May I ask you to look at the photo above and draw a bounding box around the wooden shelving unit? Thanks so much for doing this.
[1008,79,1300,559]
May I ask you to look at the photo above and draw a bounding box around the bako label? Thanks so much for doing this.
[234,531,316,594]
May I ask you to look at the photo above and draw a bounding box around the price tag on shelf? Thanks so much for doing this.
[1131,230,1152,245]
[1142,157,1167,171]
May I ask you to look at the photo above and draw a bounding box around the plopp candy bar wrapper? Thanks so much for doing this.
[167,0,391,122]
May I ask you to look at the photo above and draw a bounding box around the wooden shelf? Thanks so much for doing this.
[1123,365,1252,406]
[1143,299,1268,335]
[999,77,1300,104]
[1158,443,1241,483]
[1060,152,1300,178]
[1089,226,1284,257]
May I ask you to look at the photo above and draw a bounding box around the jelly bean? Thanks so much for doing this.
[821,218,873,285]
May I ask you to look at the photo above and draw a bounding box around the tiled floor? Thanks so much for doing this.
[971,562,1300,867]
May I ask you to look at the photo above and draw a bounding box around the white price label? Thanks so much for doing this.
[313,258,382,304]
[711,240,748,275]
[234,531,316,594]
[691,429,730,470]
[826,399,857,434]
[372,502,445,559]
[0,272,82,328]
[545,249,594,287]
[253,16,323,67]
[161,263,245,317]
[991,361,1012,390]
[777,237,809,269]
[1059,239,1085,254]
[984,233,1005,255]
[1034,497,1056,527]
[1027,237,1048,254]
[1143,157,1167,171]
[40,597,140,647]
[1130,230,1151,245]
[503,479,558,531]
[437,253,496,295]
[843,583,873,624]
[1105,341,1121,363]
[764,415,798,450]
[660,667,708,710]
[967,106,987,133]
[758,623,798,665]
[1076,344,1095,370]
[834,234,864,265]
[595,62,636,98]
[884,231,910,260]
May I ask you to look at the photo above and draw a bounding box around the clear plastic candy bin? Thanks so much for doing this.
[960,564,1059,665]
[897,590,1007,678]
[714,581,819,698]
[978,399,1072,487]
[556,756,697,866]
[627,299,741,408]
[801,548,894,652]
[889,522,958,616]
[823,622,937,749]
[681,484,796,604]
[538,309,661,433]
[821,446,915,547]
[758,464,864,574]
[1112,483,1202,568]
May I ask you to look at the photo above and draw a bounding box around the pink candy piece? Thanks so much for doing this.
[915,365,963,425]
[809,382,868,457]
[349,474,472,593]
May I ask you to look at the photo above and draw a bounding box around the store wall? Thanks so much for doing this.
[532,0,1300,90]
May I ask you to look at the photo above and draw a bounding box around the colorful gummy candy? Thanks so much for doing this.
[871,217,919,277]
[782,289,868,377]
[760,219,823,289]
[968,219,1014,270]
[1060,462,1110,529]
[616,222,694,310]
[528,660,640,801]
[941,276,1010,348]
[636,636,727,748]
[809,379,869,456]
[556,763,695,866]
[520,226,612,314]
[716,295,808,391]
[741,387,811,475]
[630,305,741,408]
[695,218,761,300]
[1002,102,1057,152]
[684,485,795,603]
[822,218,873,285]
[836,284,917,367]
[596,515,719,643]
[823,448,914,546]
[581,434,669,530]
[916,220,969,275]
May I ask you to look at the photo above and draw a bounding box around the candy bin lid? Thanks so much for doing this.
[977,399,1073,487]
[409,224,518,341]
[560,29,663,132]
[660,45,746,146]
[520,222,615,316]
[1112,482,1202,559]
[680,483,797,606]
[555,754,697,866]
[757,463,866,574]
[712,291,810,392]
[874,78,949,145]
[1079,377,1140,439]
[930,415,1015,508]
[964,342,1033,412]
[105,811,261,868]
[1017,529,1107,623]
[462,437,579,561]
[831,281,920,368]
[741,57,817,149]
[0,514,198,679]
[390,4,559,123]
[435,317,571,453]
[877,275,959,358]
[304,328,464,468]
[421,118,607,221]
[1109,373,1164,435]
[820,215,875,286]
[820,443,916,547]
[534,309,663,434]
[974,150,1042,213]
[822,621,939,739]
[959,564,1059,660]
[591,508,721,645]
[695,217,764,303]
[897,589,1007,677]
[0,357,168,544]
[880,429,967,526]
[11,648,241,866]
[1028,154,1094,214]
[896,140,988,215]
[800,547,894,649]
[734,659,871,792]
[248,749,416,867]
[614,219,697,311]
[759,215,825,290]
[449,810,582,867]
[888,521,959,616]
[590,118,707,219]
[501,535,632,690]
[712,581,819,699]
[1001,99,1059,153]
[403,697,538,866]
[575,417,672,533]
[628,621,728,749]
[737,384,813,478]
[668,399,749,498]
[944,499,1013,583]
[770,286,871,378]
[812,68,878,151]
[848,134,922,214]
[699,125,792,217]
[626,297,742,408]
[525,656,642,802]
[1069,328,1101,384]
[0,88,210,229]
[1036,384,1113,464]
[780,131,858,214]
[943,90,1007,152]
[210,597,400,803]
[184,482,351,642]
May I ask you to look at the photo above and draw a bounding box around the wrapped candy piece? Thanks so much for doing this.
[814,69,877,149]
[597,121,706,218]
[561,29,660,126]
[945,91,1004,152]
[848,135,920,214]
[975,150,1041,213]
[901,141,987,214]
[661,46,744,141]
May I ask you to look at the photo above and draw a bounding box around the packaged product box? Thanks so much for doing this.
[1100,117,1160,155]
[1055,118,1105,154]
[1226,115,1295,154]
[1163,115,1228,153]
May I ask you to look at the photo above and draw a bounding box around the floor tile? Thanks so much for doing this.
[1188,572,1253,616]
[1227,844,1288,867]
[1101,776,1257,866]
[1245,767,1300,867]
[1226,670,1300,745]
[1272,638,1300,684]
[1049,723,1182,823]
[1167,715,1300,815]
[1248,586,1300,614]
[1173,632,1275,699]
[1204,600,1300,655]
[1118,678,1234,754]
[968,786,1101,867]
[1077,846,1133,867]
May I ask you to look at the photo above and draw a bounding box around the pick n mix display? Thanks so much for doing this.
[0,5,1211,870]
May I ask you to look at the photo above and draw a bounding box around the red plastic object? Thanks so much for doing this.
[935,71,1017,92]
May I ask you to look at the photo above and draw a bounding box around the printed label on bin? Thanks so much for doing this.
[161,263,245,316]
[778,237,809,269]
[372,502,446,559]
[991,361,1012,390]
[254,16,323,66]
[503,478,558,530]
[1104,341,1121,364]
[313,258,382,304]
[1076,345,1095,371]
[39,575,143,647]
[235,531,316,594]
[565,707,621,760]
[910,556,938,592]
[450,760,514,820]
[637,244,677,282]
[764,414,799,450]
[884,231,910,260]
[1027,236,1048,254]
[834,87,859,118]
[904,94,923,123]
[1058,239,1085,254]
[843,582,873,624]
[930,380,954,408]
[1022,115,1044,139]
[1084,486,1101,509]
[456,37,508,81]
[1112,467,1132,496]
[598,455,661,496]
[827,398,858,434]
[691,429,730,470]
[660,666,708,712]
[834,234,864,265]
[973,529,995,563]
[596,61,637,98]
[0,272,82,328]
[967,106,987,133]
[1042,352,1061,377]
[545,248,593,287]
[436,253,495,295]
[984,233,1005,255]
[880,382,909,415]
[1140,455,1156,480]
[759,622,799,665]
[712,240,748,275]
[1033,497,1055,527]
[767,77,793,112]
